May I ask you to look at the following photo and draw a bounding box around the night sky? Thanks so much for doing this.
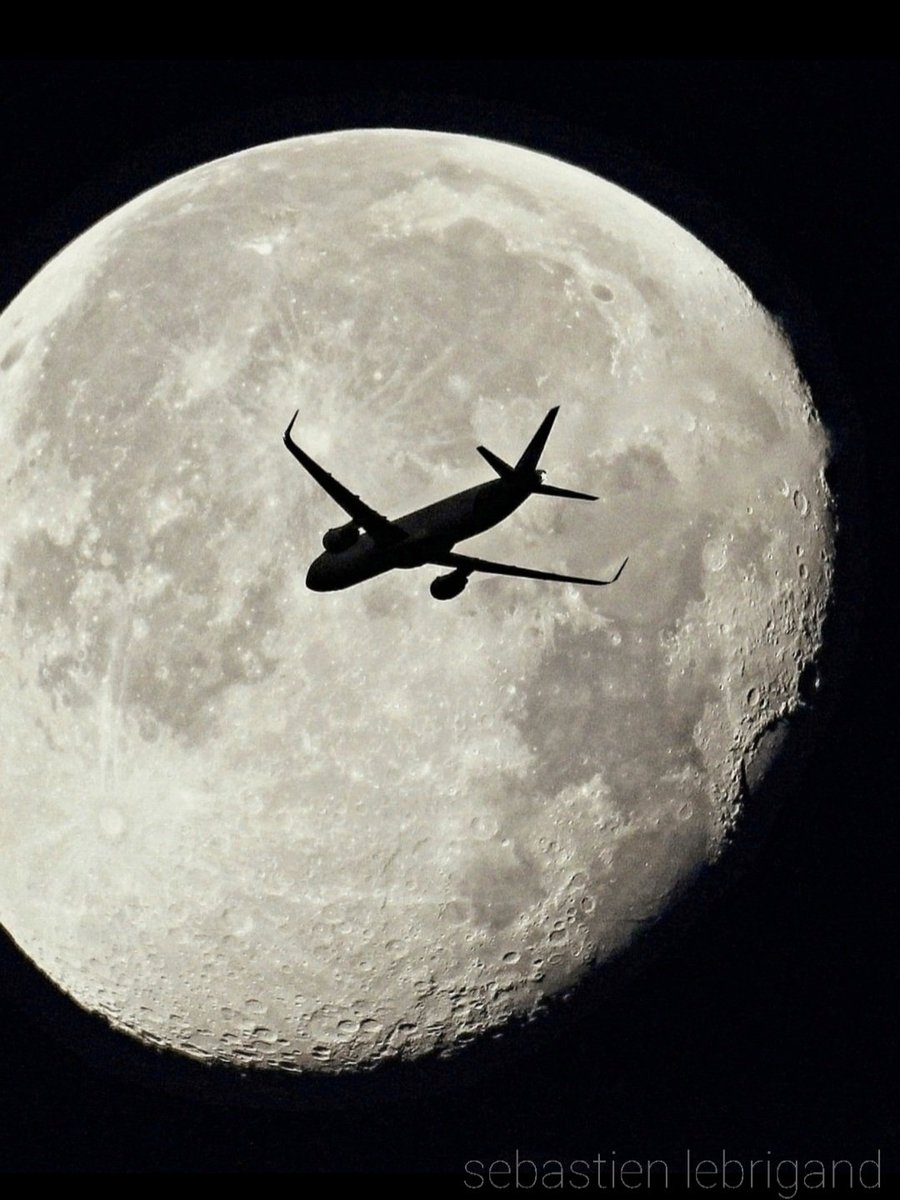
[0,59,896,1182]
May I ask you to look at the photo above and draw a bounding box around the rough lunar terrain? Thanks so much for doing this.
[0,131,833,1074]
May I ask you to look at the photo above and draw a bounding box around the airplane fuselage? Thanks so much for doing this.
[306,476,532,592]
[285,403,620,598]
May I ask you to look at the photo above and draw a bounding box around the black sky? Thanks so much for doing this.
[0,59,896,1182]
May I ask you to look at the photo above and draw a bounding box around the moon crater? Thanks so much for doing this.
[0,130,833,1076]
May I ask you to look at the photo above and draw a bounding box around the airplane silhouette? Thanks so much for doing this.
[283,406,627,600]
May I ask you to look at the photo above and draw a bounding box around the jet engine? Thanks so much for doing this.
[430,569,469,601]
[322,522,359,553]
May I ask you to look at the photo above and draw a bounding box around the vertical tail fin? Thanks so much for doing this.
[478,406,596,499]
[515,406,560,474]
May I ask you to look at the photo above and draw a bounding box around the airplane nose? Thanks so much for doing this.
[305,555,330,592]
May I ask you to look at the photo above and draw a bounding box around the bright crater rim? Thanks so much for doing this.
[0,130,834,1075]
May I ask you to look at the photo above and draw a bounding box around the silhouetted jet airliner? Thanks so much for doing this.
[284,407,627,600]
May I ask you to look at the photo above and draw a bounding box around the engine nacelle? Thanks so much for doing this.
[430,569,469,601]
[322,522,359,553]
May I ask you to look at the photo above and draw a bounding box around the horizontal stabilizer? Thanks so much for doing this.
[535,483,598,501]
[477,445,514,477]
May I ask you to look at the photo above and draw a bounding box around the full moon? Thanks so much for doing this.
[0,130,833,1078]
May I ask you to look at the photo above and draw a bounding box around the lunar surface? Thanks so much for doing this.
[0,130,833,1076]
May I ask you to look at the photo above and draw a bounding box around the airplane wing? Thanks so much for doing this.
[431,551,628,586]
[283,411,404,546]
